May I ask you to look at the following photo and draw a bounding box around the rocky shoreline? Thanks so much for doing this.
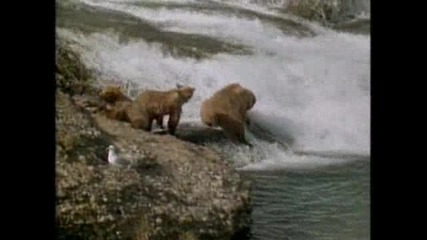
[56,37,252,240]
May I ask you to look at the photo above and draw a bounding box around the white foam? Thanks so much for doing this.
[238,153,353,171]
[59,0,370,170]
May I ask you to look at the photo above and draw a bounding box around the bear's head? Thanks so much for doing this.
[230,83,256,110]
[176,85,196,103]
[246,90,256,109]
[99,85,127,104]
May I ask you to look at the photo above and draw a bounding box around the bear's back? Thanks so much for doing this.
[100,86,131,104]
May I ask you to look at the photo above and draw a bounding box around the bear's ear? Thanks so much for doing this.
[176,83,184,89]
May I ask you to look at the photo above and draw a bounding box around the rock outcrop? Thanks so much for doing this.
[286,0,342,23]
[56,38,252,240]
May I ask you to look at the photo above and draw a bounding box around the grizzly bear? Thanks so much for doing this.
[99,85,131,104]
[129,84,195,134]
[98,85,133,122]
[200,83,256,146]
[104,100,132,122]
[99,85,164,129]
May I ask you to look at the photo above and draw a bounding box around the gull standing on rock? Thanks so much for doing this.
[106,145,132,168]
[106,145,149,170]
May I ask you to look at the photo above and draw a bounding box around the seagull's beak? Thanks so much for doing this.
[106,147,110,152]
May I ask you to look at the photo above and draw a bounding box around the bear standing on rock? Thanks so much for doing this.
[200,83,256,147]
[129,84,195,134]
[99,84,195,135]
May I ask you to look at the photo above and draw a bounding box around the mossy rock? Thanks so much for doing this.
[56,38,97,95]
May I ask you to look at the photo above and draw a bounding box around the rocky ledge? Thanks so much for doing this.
[286,0,341,24]
[56,38,252,239]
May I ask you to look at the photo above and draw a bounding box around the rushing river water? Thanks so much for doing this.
[57,0,370,239]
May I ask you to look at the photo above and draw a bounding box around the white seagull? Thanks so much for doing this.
[106,145,132,168]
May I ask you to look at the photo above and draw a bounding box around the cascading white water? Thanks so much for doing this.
[216,0,371,16]
[58,0,370,170]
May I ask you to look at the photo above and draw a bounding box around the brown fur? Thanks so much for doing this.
[200,83,256,146]
[99,85,163,129]
[98,85,195,133]
[104,101,132,122]
[130,85,195,134]
[126,102,151,130]
[99,85,131,104]
[99,85,133,123]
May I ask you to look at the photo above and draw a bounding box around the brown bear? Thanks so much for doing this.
[104,100,161,130]
[125,102,151,130]
[99,85,131,104]
[99,85,163,129]
[129,84,195,134]
[98,85,133,122]
[104,100,132,122]
[200,83,256,146]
